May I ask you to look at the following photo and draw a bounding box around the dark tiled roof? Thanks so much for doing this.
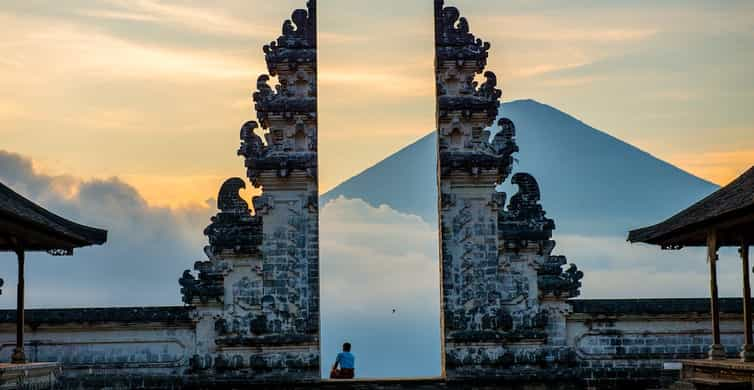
[0,306,191,325]
[0,182,107,252]
[628,166,754,247]
[570,298,747,316]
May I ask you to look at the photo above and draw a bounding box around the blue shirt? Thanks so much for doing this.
[336,352,355,369]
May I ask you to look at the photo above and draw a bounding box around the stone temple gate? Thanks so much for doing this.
[179,0,321,380]
[434,0,583,378]
[4,1,752,389]
[176,0,583,381]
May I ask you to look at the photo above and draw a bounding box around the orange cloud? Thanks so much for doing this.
[0,100,26,120]
[0,11,261,84]
[510,62,591,78]
[484,14,658,43]
[668,148,754,185]
[80,0,277,38]
[539,75,606,87]
[121,174,257,209]
[2,0,753,213]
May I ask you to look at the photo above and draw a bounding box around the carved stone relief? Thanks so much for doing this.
[178,0,319,380]
[436,0,582,378]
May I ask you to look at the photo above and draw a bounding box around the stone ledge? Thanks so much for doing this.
[0,306,191,326]
[680,359,754,388]
[182,376,580,390]
[0,362,61,390]
[680,358,754,371]
[570,298,749,316]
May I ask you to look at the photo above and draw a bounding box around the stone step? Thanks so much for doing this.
[667,380,696,390]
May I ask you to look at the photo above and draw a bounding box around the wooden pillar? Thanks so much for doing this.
[741,242,754,362]
[708,230,726,359]
[11,248,26,364]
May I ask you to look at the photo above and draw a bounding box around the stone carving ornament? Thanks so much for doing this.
[436,0,582,377]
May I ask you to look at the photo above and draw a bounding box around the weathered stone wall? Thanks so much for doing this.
[0,307,194,386]
[0,301,749,388]
[570,298,752,389]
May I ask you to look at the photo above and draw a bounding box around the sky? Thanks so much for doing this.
[0,0,753,209]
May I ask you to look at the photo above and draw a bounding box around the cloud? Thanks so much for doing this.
[0,11,256,84]
[539,75,607,88]
[76,9,161,23]
[554,234,744,299]
[77,0,277,39]
[319,68,434,98]
[667,148,754,186]
[319,196,441,378]
[32,27,252,80]
[119,174,245,209]
[0,150,212,308]
[320,196,438,297]
[485,14,658,44]
[0,100,27,121]
[511,61,592,78]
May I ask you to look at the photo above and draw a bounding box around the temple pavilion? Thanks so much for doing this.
[0,181,106,385]
[629,165,754,386]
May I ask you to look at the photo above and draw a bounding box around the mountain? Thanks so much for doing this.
[321,128,439,226]
[321,99,718,236]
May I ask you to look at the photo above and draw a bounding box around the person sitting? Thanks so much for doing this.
[330,342,355,379]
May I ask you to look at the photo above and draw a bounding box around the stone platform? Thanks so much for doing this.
[680,359,754,389]
[56,375,582,389]
[0,362,61,389]
[180,377,580,390]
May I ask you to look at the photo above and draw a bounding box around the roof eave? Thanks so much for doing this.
[628,205,754,248]
[0,183,108,249]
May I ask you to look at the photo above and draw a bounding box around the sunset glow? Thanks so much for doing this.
[2,0,753,207]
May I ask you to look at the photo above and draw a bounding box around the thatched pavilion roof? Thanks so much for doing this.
[0,182,107,254]
[628,166,754,248]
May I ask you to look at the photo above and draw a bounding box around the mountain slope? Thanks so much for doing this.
[321,132,439,225]
[321,99,718,236]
